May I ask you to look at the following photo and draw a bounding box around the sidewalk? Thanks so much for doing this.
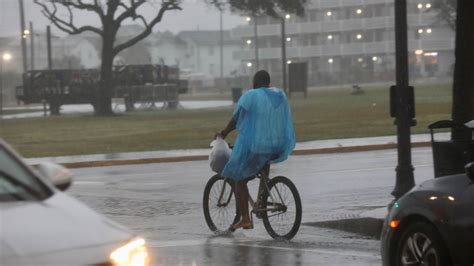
[25,133,448,168]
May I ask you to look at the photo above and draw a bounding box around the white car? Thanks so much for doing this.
[0,139,149,266]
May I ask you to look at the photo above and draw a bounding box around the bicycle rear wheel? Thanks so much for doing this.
[261,176,302,240]
[203,175,239,232]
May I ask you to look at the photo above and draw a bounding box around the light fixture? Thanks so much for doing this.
[287,60,292,64]
[389,220,400,229]
[426,3,432,8]
[415,49,424,55]
[23,29,30,35]
[110,238,149,266]
[247,62,252,67]
[418,28,424,34]
[286,37,291,42]
[2,53,12,61]
[328,58,333,63]
[356,34,363,40]
[357,57,364,63]
[246,17,251,22]
[356,9,362,15]
[285,14,291,20]
[417,3,423,9]
[372,56,378,62]
[246,39,252,45]
[424,52,438,56]
[326,11,332,17]
[426,28,432,34]
[327,35,333,40]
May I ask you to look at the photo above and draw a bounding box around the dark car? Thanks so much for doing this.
[381,163,474,266]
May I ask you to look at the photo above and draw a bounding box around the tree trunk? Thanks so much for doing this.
[452,0,474,139]
[95,26,116,116]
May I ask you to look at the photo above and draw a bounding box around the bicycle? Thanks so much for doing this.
[203,165,302,240]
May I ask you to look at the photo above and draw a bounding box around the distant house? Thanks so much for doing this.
[177,30,242,78]
[148,31,187,67]
[60,35,101,68]
[115,24,152,65]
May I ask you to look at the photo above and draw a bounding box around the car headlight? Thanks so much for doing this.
[110,238,149,266]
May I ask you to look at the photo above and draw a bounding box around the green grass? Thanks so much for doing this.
[0,83,452,158]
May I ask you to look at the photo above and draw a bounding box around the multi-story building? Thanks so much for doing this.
[231,0,455,87]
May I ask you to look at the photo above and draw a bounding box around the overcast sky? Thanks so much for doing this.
[0,0,245,37]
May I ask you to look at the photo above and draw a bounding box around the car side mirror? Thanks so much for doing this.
[466,163,474,182]
[36,162,73,191]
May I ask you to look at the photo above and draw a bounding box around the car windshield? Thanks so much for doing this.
[0,146,50,202]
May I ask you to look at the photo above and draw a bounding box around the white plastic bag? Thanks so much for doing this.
[209,136,232,174]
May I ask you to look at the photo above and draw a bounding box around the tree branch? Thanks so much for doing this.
[115,0,147,25]
[34,0,103,36]
[113,1,181,55]
[54,0,104,17]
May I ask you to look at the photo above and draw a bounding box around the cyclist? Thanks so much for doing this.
[216,70,296,231]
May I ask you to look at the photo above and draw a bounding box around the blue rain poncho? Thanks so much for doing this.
[221,87,296,181]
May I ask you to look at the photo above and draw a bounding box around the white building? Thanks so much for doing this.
[177,30,242,78]
[148,31,187,67]
[232,0,455,86]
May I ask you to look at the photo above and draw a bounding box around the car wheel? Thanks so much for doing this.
[395,221,450,266]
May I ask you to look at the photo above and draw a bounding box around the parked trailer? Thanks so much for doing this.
[16,65,188,114]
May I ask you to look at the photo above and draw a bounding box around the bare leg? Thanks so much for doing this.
[232,181,253,230]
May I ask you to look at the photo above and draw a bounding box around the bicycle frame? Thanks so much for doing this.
[217,171,287,215]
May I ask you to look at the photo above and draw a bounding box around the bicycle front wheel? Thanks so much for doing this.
[262,176,302,240]
[203,175,239,232]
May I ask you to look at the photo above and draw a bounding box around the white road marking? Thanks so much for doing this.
[147,238,380,259]
[74,181,165,186]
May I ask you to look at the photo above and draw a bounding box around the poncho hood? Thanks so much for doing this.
[261,87,285,108]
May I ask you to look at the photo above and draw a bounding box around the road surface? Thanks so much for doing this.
[67,147,434,265]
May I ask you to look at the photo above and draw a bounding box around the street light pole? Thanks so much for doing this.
[281,17,287,93]
[30,21,35,70]
[18,0,28,73]
[253,15,259,71]
[392,0,415,199]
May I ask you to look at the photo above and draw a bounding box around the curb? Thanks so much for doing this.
[58,141,432,169]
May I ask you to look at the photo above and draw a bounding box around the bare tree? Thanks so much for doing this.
[34,0,181,115]
[207,0,306,17]
[432,0,456,30]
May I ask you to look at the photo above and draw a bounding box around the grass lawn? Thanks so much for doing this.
[0,83,451,158]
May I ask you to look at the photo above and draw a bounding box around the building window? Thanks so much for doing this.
[208,46,214,56]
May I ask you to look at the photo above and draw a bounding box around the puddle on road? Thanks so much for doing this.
[303,217,384,240]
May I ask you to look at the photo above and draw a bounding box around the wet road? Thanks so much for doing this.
[68,147,434,265]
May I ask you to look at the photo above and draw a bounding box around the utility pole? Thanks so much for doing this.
[30,21,35,70]
[253,15,259,71]
[392,0,415,199]
[281,17,288,93]
[47,26,52,71]
[18,0,28,73]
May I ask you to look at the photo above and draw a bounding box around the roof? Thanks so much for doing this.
[177,30,240,46]
[149,31,187,46]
